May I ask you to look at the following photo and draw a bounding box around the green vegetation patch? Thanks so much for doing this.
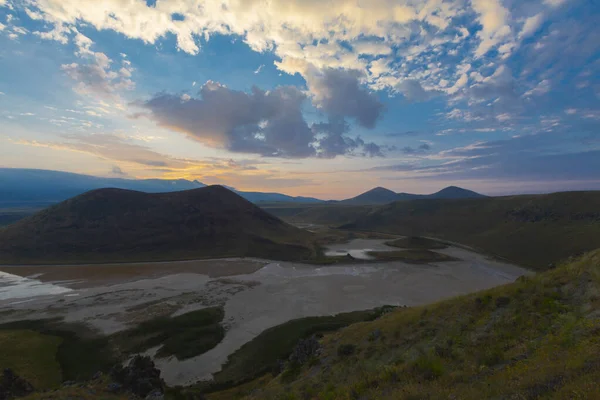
[385,236,448,250]
[0,307,226,386]
[0,319,114,382]
[118,307,225,360]
[207,307,395,390]
[0,330,63,389]
[367,249,459,263]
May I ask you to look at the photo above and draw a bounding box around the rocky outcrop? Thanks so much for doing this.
[110,355,164,398]
[0,369,34,400]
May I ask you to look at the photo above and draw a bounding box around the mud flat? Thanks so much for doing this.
[0,240,530,386]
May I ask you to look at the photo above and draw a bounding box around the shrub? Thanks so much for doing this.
[337,344,357,357]
[411,355,444,380]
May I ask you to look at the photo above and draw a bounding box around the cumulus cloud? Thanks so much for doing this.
[139,81,384,159]
[22,0,562,104]
[471,0,512,57]
[304,67,384,128]
[62,52,134,97]
[395,80,442,102]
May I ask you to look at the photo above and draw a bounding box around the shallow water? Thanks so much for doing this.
[0,271,72,301]
[0,240,531,386]
[323,238,400,259]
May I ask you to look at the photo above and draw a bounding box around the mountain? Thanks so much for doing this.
[341,187,402,205]
[234,190,322,204]
[0,168,323,207]
[341,191,600,269]
[340,185,486,204]
[429,185,486,199]
[0,185,315,264]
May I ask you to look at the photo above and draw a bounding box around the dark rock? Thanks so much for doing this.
[145,390,165,400]
[495,296,511,308]
[92,371,103,380]
[62,380,77,387]
[337,344,356,357]
[106,383,122,393]
[368,329,382,342]
[289,336,321,365]
[271,360,286,376]
[0,369,34,400]
[109,355,164,398]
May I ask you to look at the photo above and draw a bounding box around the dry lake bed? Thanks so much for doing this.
[0,239,529,386]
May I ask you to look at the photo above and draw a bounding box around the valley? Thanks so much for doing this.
[1,185,599,400]
[0,238,527,389]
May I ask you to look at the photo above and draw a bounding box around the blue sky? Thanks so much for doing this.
[0,0,598,199]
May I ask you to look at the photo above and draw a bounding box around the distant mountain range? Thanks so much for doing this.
[0,185,315,264]
[0,168,322,207]
[339,186,486,204]
[0,168,486,208]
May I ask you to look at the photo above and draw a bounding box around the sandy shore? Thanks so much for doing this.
[0,240,530,386]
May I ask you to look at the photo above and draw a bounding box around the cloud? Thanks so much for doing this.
[17,0,528,96]
[385,131,421,137]
[471,0,512,57]
[62,52,134,97]
[254,64,265,74]
[14,134,190,169]
[401,143,432,154]
[395,79,442,102]
[19,0,577,117]
[139,81,385,159]
[303,67,384,129]
[519,13,544,39]
[353,41,392,56]
[111,165,127,176]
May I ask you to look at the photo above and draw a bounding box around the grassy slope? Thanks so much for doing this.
[0,186,316,264]
[0,330,63,389]
[342,191,600,270]
[242,248,600,400]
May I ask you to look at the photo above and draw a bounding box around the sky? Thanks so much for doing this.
[0,0,599,199]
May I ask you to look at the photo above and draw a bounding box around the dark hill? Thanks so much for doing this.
[341,191,600,269]
[341,187,400,205]
[430,185,486,199]
[340,186,485,204]
[0,185,315,264]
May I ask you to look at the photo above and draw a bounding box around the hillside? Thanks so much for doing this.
[342,191,600,270]
[340,185,486,205]
[224,248,600,400]
[0,186,315,264]
[341,187,402,204]
[429,185,486,199]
